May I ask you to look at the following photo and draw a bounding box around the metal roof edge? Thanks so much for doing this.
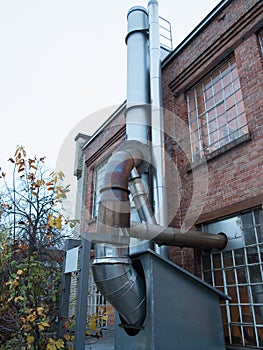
[82,101,126,150]
[133,249,231,300]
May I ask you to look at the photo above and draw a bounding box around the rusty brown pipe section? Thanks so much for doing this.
[96,148,143,236]
[92,147,147,327]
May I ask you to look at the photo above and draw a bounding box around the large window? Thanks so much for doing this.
[187,57,248,161]
[92,160,108,218]
[201,208,263,348]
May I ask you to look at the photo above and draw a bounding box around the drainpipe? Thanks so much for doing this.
[148,0,168,257]
[92,147,146,326]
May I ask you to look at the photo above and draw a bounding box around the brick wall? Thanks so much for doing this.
[83,111,126,233]
[162,0,263,272]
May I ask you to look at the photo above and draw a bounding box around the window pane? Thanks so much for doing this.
[225,269,235,285]
[92,160,108,217]
[202,209,263,348]
[187,57,248,161]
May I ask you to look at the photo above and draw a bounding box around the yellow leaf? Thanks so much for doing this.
[14,296,24,302]
[27,335,34,344]
[13,280,19,287]
[55,217,62,229]
[47,345,56,350]
[37,307,44,315]
[32,192,38,197]
[38,324,44,331]
[63,334,71,341]
[40,322,50,327]
[48,217,62,229]
[17,269,24,275]
[56,339,65,348]
[27,314,36,322]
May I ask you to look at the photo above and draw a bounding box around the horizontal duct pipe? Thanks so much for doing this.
[129,221,228,251]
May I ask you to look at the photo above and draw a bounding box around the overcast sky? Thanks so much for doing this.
[0,0,221,210]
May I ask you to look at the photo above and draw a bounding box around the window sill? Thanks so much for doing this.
[187,133,251,173]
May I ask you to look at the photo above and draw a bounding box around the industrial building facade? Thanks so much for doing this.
[74,0,263,348]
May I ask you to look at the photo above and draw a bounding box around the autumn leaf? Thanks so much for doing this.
[36,307,44,316]
[17,269,24,275]
[38,324,45,331]
[27,335,34,344]
[27,312,37,322]
[64,334,71,341]
[37,321,50,330]
[14,296,24,302]
[8,158,15,163]
[48,216,62,229]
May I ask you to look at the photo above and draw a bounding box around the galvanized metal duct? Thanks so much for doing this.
[129,168,157,225]
[128,169,227,250]
[92,147,146,326]
[148,0,169,257]
[125,5,153,254]
[126,5,150,144]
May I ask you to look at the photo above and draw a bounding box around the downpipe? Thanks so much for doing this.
[92,147,146,327]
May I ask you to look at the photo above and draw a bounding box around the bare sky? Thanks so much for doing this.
[0,0,221,211]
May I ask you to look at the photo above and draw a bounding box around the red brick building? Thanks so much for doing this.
[75,0,263,348]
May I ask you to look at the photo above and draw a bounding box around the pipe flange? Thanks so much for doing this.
[117,140,151,174]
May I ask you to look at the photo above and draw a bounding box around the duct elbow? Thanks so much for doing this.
[93,144,147,328]
[92,261,146,326]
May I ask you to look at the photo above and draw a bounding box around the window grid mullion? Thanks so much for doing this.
[194,88,203,159]
[244,238,260,348]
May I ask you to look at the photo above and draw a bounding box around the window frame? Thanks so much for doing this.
[92,159,108,219]
[259,30,263,55]
[187,57,248,162]
[201,208,263,348]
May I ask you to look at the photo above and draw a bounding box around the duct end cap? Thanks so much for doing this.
[127,6,148,18]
